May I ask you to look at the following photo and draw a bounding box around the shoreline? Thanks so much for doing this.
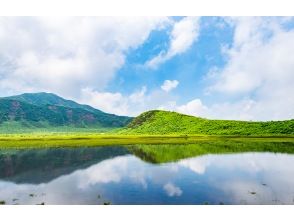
[0,134,294,148]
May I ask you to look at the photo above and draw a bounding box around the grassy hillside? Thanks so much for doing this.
[120,110,294,135]
[0,92,132,131]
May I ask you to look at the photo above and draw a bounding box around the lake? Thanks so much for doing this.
[0,140,294,205]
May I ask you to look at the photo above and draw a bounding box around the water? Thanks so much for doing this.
[0,142,294,205]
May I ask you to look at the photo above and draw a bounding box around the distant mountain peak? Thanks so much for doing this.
[0,92,133,130]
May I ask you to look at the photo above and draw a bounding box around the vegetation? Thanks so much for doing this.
[0,134,221,148]
[1,133,293,148]
[0,92,132,130]
[121,110,294,135]
[129,141,294,163]
[0,93,293,136]
[0,121,114,133]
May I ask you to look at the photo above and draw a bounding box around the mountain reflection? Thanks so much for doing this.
[0,146,129,184]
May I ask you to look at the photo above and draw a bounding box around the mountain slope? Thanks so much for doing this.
[3,92,99,113]
[121,110,294,135]
[0,93,132,130]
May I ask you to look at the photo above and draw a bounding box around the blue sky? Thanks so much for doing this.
[0,17,293,120]
[108,17,233,104]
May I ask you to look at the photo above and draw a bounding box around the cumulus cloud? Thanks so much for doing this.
[146,16,200,68]
[79,86,177,116]
[179,157,209,174]
[161,79,179,92]
[176,99,208,117]
[158,97,267,121]
[0,17,169,98]
[205,17,294,120]
[1,17,293,121]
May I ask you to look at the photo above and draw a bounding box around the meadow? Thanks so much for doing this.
[0,132,293,149]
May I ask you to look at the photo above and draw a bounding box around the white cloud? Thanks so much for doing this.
[76,156,130,189]
[161,79,179,92]
[158,97,269,121]
[79,86,176,116]
[163,182,182,197]
[179,157,210,174]
[146,17,200,68]
[205,17,294,120]
[176,99,208,117]
[0,17,169,98]
[1,17,292,121]
[80,88,129,115]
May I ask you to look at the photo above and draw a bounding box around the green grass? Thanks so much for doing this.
[0,134,222,148]
[0,132,293,149]
[0,110,293,148]
[0,121,114,134]
[120,110,294,135]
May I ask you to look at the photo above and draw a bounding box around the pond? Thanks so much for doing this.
[0,141,294,205]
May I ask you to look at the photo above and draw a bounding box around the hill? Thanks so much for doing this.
[0,92,132,132]
[120,110,294,135]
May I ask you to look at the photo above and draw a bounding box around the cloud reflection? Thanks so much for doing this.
[0,152,294,204]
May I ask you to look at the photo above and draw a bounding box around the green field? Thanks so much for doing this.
[0,121,114,134]
[0,132,293,149]
[0,106,293,149]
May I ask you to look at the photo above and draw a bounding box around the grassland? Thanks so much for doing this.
[0,109,293,149]
[121,110,294,135]
[0,132,294,149]
[0,121,113,134]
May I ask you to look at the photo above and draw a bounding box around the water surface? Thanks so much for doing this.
[0,141,294,205]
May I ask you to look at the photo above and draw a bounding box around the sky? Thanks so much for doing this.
[0,16,293,121]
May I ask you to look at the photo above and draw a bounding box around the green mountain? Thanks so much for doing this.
[0,92,132,131]
[3,92,99,113]
[121,110,294,135]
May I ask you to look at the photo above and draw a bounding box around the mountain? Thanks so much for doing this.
[0,92,132,130]
[3,92,99,113]
[120,110,294,135]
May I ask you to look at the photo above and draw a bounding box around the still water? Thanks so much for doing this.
[0,142,294,205]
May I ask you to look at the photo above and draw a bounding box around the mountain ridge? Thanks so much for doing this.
[0,92,132,130]
[1,92,103,113]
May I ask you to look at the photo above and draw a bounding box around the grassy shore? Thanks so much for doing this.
[0,132,294,148]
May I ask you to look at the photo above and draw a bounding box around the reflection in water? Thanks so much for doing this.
[0,142,294,204]
[0,147,129,183]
